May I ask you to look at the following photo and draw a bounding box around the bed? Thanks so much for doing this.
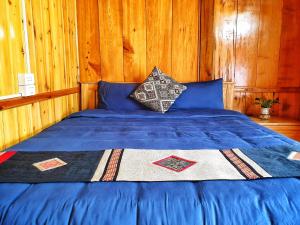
[1,107,300,225]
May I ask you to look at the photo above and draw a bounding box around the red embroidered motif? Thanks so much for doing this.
[153,155,196,172]
[222,150,261,179]
[33,158,67,171]
[101,149,123,181]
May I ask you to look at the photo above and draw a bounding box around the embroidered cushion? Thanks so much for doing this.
[130,67,187,113]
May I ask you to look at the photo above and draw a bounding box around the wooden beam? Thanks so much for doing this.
[0,87,80,111]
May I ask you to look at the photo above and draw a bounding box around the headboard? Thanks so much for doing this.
[80,82,235,111]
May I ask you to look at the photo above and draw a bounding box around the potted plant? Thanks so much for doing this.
[255,97,279,120]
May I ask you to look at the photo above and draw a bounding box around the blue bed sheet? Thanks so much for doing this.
[1,109,300,225]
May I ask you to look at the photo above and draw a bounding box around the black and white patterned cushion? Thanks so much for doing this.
[130,67,187,113]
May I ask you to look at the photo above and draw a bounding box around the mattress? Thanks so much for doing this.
[1,109,300,225]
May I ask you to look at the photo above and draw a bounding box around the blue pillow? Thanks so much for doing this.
[170,79,224,110]
[98,81,146,110]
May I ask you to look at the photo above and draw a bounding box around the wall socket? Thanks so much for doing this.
[18,73,36,96]
[19,84,36,96]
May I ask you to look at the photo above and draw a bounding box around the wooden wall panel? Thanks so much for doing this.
[0,0,25,96]
[235,0,260,87]
[123,0,146,82]
[2,108,20,149]
[0,0,79,151]
[146,0,172,75]
[212,0,237,82]
[171,0,199,82]
[0,94,79,151]
[0,112,4,148]
[77,0,300,119]
[278,0,300,87]
[99,0,124,82]
[199,0,214,81]
[256,0,282,88]
[77,0,101,82]
[78,0,199,83]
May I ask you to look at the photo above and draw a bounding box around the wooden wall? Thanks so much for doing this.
[77,0,200,83]
[0,0,79,150]
[77,0,300,119]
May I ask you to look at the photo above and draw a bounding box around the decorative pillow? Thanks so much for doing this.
[170,79,224,110]
[130,67,187,113]
[98,81,147,111]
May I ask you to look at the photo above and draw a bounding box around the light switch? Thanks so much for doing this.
[18,73,35,85]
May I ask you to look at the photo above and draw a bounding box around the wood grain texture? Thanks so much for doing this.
[0,0,25,96]
[256,0,282,88]
[146,0,172,75]
[0,0,79,151]
[199,0,215,81]
[99,0,124,82]
[171,0,199,82]
[213,0,237,82]
[0,112,4,149]
[77,0,300,120]
[76,0,101,82]
[122,0,146,82]
[81,83,98,110]
[235,0,260,87]
[250,116,300,141]
[278,0,300,87]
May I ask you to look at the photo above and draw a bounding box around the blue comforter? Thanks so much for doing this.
[1,109,300,225]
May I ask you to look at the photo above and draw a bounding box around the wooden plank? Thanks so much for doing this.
[233,91,246,113]
[146,0,172,75]
[39,99,55,129]
[199,0,215,81]
[81,83,98,110]
[62,0,71,88]
[0,0,25,96]
[41,0,54,91]
[172,0,199,82]
[29,0,47,92]
[278,0,300,87]
[0,87,80,110]
[223,82,235,109]
[68,0,79,88]
[48,0,64,90]
[2,108,20,149]
[122,0,146,82]
[213,0,237,82]
[278,93,300,118]
[256,0,283,88]
[17,105,33,141]
[0,0,14,96]
[77,0,101,82]
[235,0,260,87]
[0,112,4,151]
[99,0,124,82]
[25,0,39,91]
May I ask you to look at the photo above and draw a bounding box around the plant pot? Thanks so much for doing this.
[259,107,271,120]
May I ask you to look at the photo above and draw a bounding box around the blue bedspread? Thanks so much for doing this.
[1,109,300,225]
